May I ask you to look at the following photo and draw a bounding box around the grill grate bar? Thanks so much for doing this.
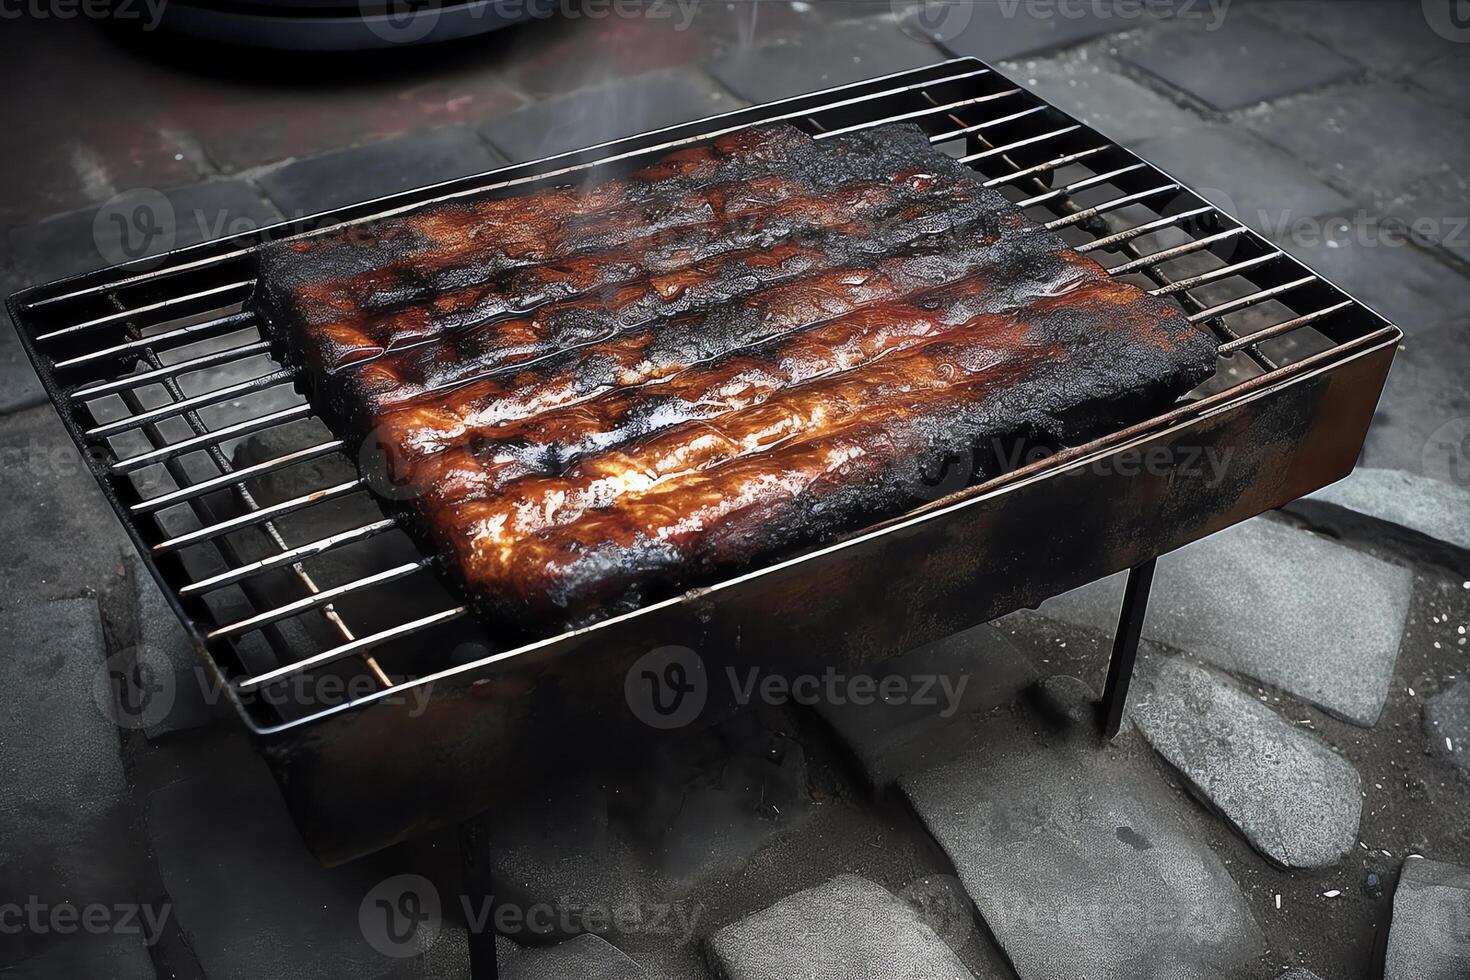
[1219,300,1356,355]
[982,145,1111,187]
[1076,206,1217,253]
[237,606,471,691]
[1106,226,1250,272]
[152,479,365,554]
[54,310,256,370]
[1187,276,1318,323]
[34,280,255,343]
[111,404,311,475]
[1044,184,1182,229]
[931,105,1049,143]
[1148,252,1284,297]
[207,561,430,641]
[85,368,295,440]
[959,124,1081,162]
[72,340,274,402]
[1015,163,1149,207]
[814,88,1024,138]
[177,518,399,597]
[130,438,346,515]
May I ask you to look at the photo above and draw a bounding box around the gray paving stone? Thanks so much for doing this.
[1132,123,1353,229]
[1425,679,1470,774]
[1119,13,1358,111]
[495,934,644,980]
[0,270,44,415]
[900,677,1265,980]
[8,178,281,283]
[139,730,467,980]
[708,19,942,106]
[255,126,505,219]
[1289,467,1470,567]
[815,622,1037,787]
[490,711,810,942]
[702,0,892,49]
[0,405,130,608]
[1273,218,1470,336]
[1413,54,1470,115]
[0,598,123,809]
[125,554,219,740]
[0,598,146,969]
[1358,319,1470,481]
[1130,655,1362,868]
[1039,517,1413,726]
[482,68,742,163]
[1000,50,1201,145]
[1253,0,1467,76]
[1394,180,1470,271]
[0,793,151,970]
[706,874,972,980]
[1384,856,1470,980]
[0,933,155,980]
[909,1,1125,61]
[1244,87,1470,214]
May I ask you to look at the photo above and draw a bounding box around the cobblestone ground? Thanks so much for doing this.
[2,3,1469,979]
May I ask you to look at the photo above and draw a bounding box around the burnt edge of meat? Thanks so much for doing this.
[251,122,1218,644]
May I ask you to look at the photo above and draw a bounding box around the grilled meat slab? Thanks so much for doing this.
[256,123,1217,636]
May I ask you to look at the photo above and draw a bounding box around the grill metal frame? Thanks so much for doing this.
[9,58,1401,864]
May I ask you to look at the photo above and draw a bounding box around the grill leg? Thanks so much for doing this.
[1100,557,1156,739]
[461,817,499,980]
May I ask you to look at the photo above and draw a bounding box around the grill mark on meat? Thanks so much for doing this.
[394,260,1098,510]
[367,224,1061,464]
[438,316,1063,618]
[338,175,1018,418]
[260,125,954,375]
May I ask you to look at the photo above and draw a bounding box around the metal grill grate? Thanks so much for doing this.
[9,58,1396,733]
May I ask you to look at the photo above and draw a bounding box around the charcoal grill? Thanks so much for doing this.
[10,59,1399,875]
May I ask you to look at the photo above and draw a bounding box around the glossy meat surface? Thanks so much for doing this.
[256,123,1217,636]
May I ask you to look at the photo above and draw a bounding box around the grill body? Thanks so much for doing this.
[8,59,1400,864]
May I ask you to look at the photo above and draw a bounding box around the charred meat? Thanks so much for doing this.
[255,123,1217,636]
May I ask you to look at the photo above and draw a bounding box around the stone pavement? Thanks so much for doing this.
[2,3,1468,979]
